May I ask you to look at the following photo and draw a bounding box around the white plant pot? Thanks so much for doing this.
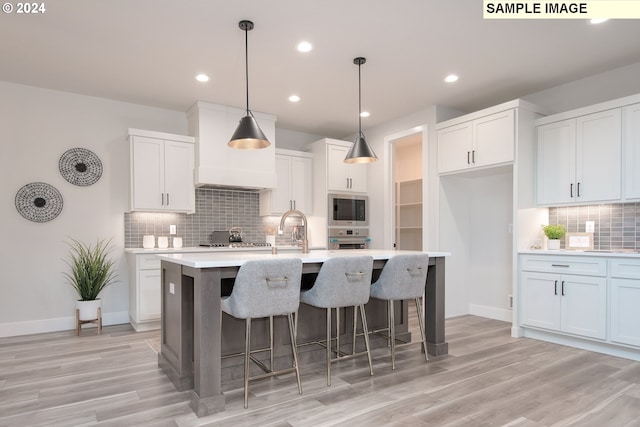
[76,299,102,321]
[547,239,561,250]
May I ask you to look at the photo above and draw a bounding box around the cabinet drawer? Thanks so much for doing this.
[611,258,640,279]
[520,255,606,276]
[139,255,161,270]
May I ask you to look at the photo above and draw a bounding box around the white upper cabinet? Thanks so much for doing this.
[438,109,514,174]
[536,109,621,205]
[326,143,368,193]
[260,149,313,215]
[624,103,640,200]
[536,120,577,205]
[128,129,195,213]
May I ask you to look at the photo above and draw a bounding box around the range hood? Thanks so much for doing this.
[187,101,277,190]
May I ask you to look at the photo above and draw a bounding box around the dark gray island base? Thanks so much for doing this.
[156,250,449,416]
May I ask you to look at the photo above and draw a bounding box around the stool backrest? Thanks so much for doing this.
[305,255,373,308]
[225,258,303,319]
[372,254,429,300]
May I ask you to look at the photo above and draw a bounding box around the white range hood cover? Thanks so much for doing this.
[187,101,277,190]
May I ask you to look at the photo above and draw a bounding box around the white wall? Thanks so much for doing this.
[0,81,187,337]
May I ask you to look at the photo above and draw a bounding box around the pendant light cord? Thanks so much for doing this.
[358,61,362,137]
[244,26,250,116]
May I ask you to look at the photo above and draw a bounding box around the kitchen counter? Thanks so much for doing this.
[519,249,640,258]
[158,249,449,416]
[157,249,451,268]
[124,245,321,255]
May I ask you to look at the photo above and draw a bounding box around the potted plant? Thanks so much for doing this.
[63,238,117,322]
[542,224,566,250]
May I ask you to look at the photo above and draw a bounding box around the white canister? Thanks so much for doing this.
[157,236,169,249]
[173,237,183,249]
[142,235,155,249]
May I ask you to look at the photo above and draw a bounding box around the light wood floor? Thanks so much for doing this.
[1,314,640,427]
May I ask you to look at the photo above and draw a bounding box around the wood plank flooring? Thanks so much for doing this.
[1,315,639,426]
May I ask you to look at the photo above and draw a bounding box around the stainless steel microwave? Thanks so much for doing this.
[328,193,368,226]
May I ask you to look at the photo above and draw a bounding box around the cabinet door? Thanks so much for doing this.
[290,156,312,212]
[163,140,195,212]
[560,275,607,339]
[327,144,350,191]
[624,103,640,200]
[347,162,368,193]
[131,136,164,210]
[438,123,472,174]
[536,120,576,205]
[473,109,514,168]
[610,278,640,347]
[520,272,561,331]
[139,269,161,321]
[575,109,621,203]
[272,155,294,213]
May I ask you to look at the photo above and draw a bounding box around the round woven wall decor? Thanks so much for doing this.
[15,182,64,223]
[59,147,103,186]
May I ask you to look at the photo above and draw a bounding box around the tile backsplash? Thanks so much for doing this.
[549,203,640,250]
[124,188,304,248]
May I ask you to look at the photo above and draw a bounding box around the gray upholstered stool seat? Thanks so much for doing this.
[369,253,429,369]
[221,258,303,408]
[299,255,374,386]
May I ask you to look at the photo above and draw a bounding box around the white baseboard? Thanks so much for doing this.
[0,311,130,338]
[469,304,513,322]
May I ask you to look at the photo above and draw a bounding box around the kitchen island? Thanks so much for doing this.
[157,249,449,416]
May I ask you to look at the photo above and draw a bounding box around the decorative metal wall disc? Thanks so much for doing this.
[15,182,64,222]
[59,148,103,186]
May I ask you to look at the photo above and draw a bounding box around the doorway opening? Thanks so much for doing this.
[393,134,423,250]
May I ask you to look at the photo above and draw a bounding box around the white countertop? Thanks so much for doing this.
[157,249,450,269]
[519,249,640,258]
[124,246,319,255]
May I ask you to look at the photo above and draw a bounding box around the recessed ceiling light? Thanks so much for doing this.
[445,74,459,83]
[590,18,608,24]
[289,95,301,102]
[195,73,210,82]
[297,41,313,53]
[360,111,370,118]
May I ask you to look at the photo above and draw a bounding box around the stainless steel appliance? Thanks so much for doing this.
[328,193,368,226]
[200,230,271,248]
[328,227,370,250]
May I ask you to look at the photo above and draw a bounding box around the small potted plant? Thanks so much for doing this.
[542,224,566,250]
[63,238,118,323]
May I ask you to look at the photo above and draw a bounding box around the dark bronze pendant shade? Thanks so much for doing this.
[229,20,270,149]
[344,57,377,164]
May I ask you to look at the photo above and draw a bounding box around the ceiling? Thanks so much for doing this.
[2,1,640,138]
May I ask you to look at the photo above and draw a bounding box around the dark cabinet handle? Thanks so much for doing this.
[561,281,565,296]
[161,193,165,206]
[467,151,470,164]
[554,280,558,295]
[570,183,574,198]
[166,193,170,205]
[472,150,476,163]
[577,182,581,197]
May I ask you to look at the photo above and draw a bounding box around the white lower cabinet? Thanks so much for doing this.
[127,253,163,331]
[519,254,640,359]
[610,258,640,347]
[521,271,606,340]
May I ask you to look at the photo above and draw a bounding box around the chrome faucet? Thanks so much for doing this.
[279,209,309,253]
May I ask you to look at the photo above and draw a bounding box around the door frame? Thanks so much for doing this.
[383,124,428,250]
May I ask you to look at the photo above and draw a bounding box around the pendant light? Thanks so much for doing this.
[344,57,377,163]
[228,20,270,149]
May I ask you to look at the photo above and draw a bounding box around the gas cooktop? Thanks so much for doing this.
[199,242,272,248]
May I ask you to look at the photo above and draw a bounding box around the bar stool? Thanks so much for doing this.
[369,253,429,370]
[220,258,303,408]
[299,255,374,386]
